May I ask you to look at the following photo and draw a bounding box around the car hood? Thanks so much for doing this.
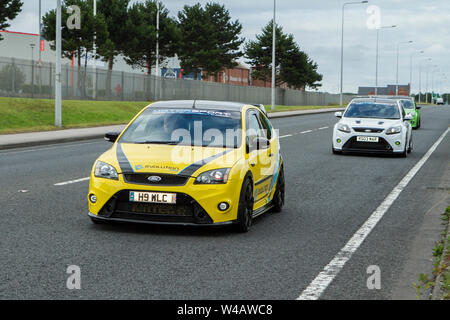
[99,143,241,177]
[340,118,401,128]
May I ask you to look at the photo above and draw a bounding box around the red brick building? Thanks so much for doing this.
[202,62,250,86]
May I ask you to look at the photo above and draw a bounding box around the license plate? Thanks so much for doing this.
[129,191,176,204]
[357,136,379,143]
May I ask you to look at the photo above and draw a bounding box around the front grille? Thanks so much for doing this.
[343,137,392,152]
[123,173,189,186]
[353,127,384,133]
[98,190,213,224]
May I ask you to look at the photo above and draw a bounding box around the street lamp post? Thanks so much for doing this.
[30,44,35,99]
[409,50,423,96]
[418,58,431,103]
[395,40,413,95]
[375,25,396,96]
[271,0,276,112]
[340,1,368,107]
[93,0,97,100]
[55,0,62,127]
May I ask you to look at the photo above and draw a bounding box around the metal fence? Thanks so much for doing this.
[0,56,354,105]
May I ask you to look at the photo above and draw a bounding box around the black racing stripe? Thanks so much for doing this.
[255,175,273,186]
[177,149,234,177]
[116,143,135,173]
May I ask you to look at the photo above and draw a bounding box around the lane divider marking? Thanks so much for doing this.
[297,127,450,300]
[54,177,90,186]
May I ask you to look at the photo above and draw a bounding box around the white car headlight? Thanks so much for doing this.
[95,161,119,180]
[195,168,231,184]
[386,126,402,135]
[337,123,351,133]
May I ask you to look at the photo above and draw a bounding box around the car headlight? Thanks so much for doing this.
[94,161,119,180]
[195,168,231,184]
[337,123,351,133]
[386,126,402,135]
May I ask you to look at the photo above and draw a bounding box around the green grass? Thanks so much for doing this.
[0,97,344,134]
[0,97,150,134]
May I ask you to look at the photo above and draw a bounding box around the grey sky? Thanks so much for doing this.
[7,0,450,93]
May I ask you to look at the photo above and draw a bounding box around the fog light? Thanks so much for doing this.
[218,202,229,211]
[89,194,97,204]
[337,139,342,143]
[395,141,401,146]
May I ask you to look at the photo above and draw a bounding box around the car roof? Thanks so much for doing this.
[369,95,413,100]
[147,100,246,111]
[350,98,399,105]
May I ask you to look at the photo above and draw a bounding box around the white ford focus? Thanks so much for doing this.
[332,98,413,157]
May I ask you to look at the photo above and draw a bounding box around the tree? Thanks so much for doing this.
[0,0,23,41]
[96,0,130,96]
[177,2,244,80]
[245,20,322,90]
[123,0,180,74]
[42,0,108,97]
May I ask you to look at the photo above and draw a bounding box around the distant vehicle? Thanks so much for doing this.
[372,96,421,129]
[436,98,444,105]
[332,98,413,157]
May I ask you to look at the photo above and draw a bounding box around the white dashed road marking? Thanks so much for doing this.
[54,177,90,186]
[297,127,450,300]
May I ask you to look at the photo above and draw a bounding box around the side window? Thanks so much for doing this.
[256,111,272,140]
[246,112,262,138]
[399,104,406,118]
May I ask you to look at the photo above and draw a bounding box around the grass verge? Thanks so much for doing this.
[0,97,150,134]
[413,207,450,300]
[0,97,344,134]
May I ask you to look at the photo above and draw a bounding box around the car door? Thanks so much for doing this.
[399,103,411,145]
[245,110,271,203]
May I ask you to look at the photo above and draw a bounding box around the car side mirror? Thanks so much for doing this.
[404,114,413,121]
[105,132,120,143]
[416,105,421,110]
[335,112,342,118]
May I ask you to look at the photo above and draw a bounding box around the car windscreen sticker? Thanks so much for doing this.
[152,109,233,118]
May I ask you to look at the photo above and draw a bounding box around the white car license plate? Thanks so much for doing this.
[357,136,379,143]
[129,191,176,204]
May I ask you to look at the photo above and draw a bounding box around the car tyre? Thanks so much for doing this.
[416,118,421,129]
[235,177,254,233]
[407,136,413,154]
[271,166,285,213]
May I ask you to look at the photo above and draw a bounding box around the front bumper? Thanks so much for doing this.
[88,174,241,225]
[88,212,235,227]
[333,128,406,154]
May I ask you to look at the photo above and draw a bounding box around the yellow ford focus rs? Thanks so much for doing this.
[88,100,285,232]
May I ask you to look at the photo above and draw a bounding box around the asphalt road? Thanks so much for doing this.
[0,105,449,299]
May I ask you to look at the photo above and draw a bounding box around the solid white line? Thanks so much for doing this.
[300,130,313,134]
[54,177,90,186]
[297,127,450,300]
[279,134,293,139]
